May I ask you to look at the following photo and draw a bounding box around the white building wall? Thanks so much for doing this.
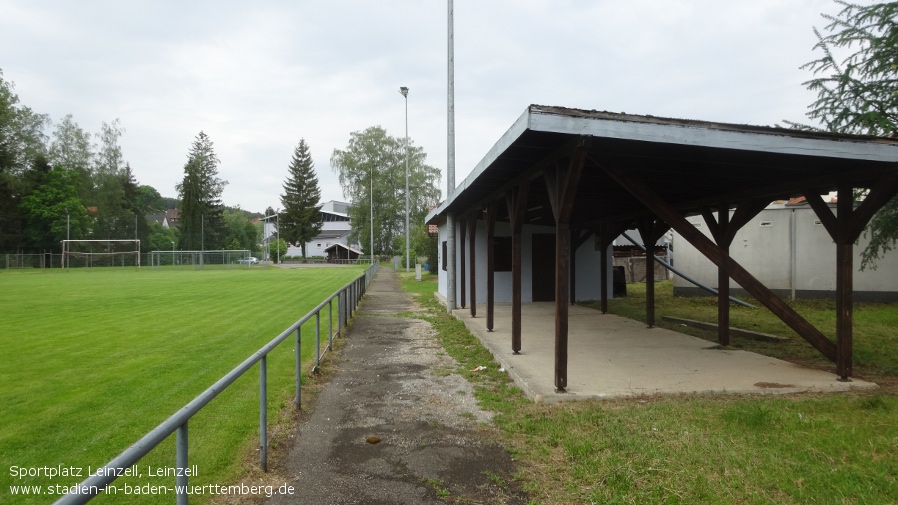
[437,220,611,304]
[575,234,606,301]
[673,206,898,301]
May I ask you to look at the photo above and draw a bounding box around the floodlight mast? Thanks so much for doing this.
[399,86,410,273]
[65,207,70,269]
[446,0,457,311]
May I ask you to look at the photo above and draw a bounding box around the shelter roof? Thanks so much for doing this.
[324,242,363,255]
[426,105,898,228]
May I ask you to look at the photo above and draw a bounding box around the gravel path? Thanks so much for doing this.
[264,267,528,505]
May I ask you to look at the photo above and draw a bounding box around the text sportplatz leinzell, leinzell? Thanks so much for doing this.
[10,464,198,479]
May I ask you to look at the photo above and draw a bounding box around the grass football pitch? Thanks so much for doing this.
[1,265,365,504]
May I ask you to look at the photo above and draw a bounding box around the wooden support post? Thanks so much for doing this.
[701,205,732,345]
[599,223,610,314]
[570,227,577,305]
[603,164,838,362]
[544,138,589,392]
[486,201,497,332]
[506,182,530,354]
[717,206,730,345]
[555,221,571,390]
[469,216,477,318]
[702,199,767,346]
[802,172,898,379]
[636,218,669,328]
[836,187,853,379]
[459,215,466,309]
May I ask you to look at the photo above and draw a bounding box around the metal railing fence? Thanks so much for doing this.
[54,263,379,505]
[1,253,61,269]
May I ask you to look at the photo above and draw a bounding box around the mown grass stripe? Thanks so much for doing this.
[1,266,363,504]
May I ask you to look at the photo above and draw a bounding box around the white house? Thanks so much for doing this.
[284,200,360,258]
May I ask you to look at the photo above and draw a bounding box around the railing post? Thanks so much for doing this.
[315,311,321,370]
[260,355,268,472]
[350,283,355,318]
[328,298,333,349]
[337,292,342,332]
[341,290,346,329]
[295,327,301,408]
[176,422,188,505]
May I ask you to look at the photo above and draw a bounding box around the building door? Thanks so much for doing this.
[531,233,555,301]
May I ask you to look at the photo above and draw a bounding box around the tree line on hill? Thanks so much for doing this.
[0,64,434,263]
[0,69,306,257]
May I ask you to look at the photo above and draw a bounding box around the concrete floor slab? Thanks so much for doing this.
[452,302,877,403]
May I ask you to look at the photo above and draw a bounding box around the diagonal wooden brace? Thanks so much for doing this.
[603,164,837,362]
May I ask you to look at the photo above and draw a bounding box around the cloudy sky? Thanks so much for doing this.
[0,0,845,213]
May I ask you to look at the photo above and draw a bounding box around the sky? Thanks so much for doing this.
[0,0,848,214]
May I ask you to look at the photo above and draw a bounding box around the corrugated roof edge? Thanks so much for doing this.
[530,104,898,144]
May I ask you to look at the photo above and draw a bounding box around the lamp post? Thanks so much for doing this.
[370,162,374,265]
[171,240,175,266]
[399,86,410,272]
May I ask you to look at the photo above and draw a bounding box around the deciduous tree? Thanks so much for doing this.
[330,126,440,257]
[48,114,93,201]
[223,208,260,253]
[0,69,50,251]
[20,163,89,250]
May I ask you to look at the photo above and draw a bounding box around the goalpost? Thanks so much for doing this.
[61,239,141,268]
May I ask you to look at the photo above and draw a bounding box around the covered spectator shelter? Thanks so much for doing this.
[426,105,898,392]
[325,243,362,262]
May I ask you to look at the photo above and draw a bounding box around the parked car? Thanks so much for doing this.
[237,256,259,264]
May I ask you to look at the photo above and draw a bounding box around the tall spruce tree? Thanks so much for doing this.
[279,139,322,257]
[176,132,228,250]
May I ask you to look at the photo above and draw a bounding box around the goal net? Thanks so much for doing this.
[61,239,141,268]
[149,249,251,269]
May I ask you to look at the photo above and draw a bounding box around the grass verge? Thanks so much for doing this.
[401,273,898,505]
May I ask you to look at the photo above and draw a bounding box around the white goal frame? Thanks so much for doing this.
[61,239,141,268]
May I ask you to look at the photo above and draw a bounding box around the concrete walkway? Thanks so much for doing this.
[453,302,877,403]
[266,268,527,505]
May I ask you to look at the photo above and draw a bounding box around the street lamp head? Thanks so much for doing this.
[399,86,408,97]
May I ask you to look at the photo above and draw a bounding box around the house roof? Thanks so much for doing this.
[426,105,898,228]
[324,243,363,255]
[146,213,166,224]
